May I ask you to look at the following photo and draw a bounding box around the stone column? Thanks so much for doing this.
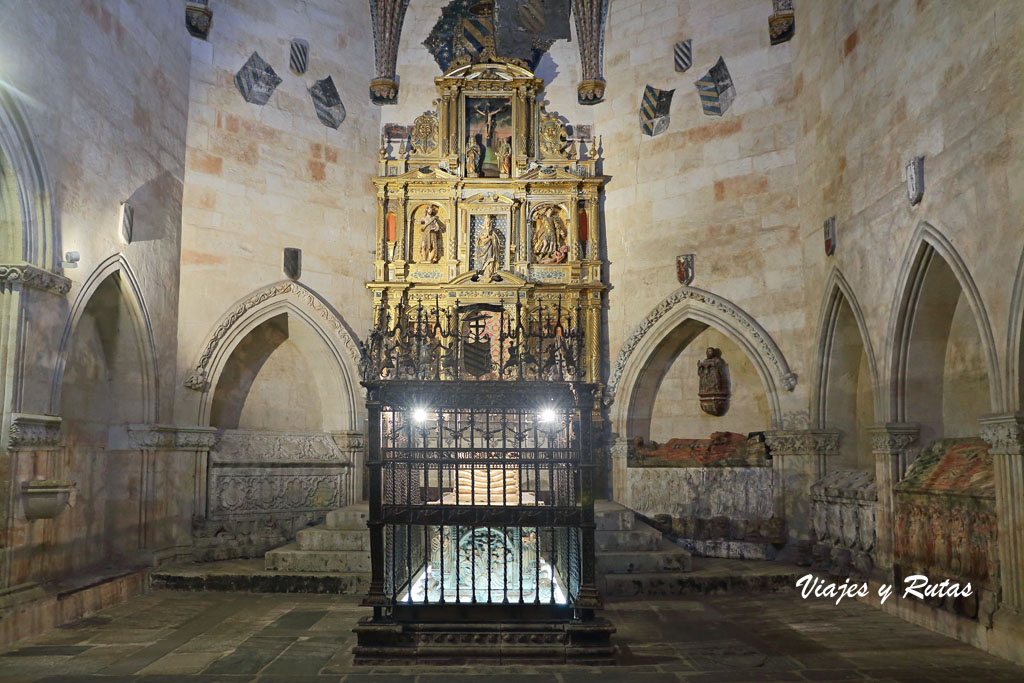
[867,423,918,574]
[764,430,840,544]
[980,413,1024,614]
[368,0,410,105]
[609,436,631,506]
[124,424,217,566]
[571,0,609,104]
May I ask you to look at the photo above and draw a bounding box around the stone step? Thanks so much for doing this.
[596,543,692,574]
[594,500,635,531]
[601,568,797,598]
[150,563,370,595]
[595,525,663,552]
[296,526,370,551]
[324,502,370,530]
[676,538,778,560]
[265,544,372,573]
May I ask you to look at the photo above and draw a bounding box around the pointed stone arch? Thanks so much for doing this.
[606,286,797,435]
[886,221,1000,438]
[810,267,880,471]
[184,281,363,431]
[0,84,59,270]
[811,267,881,426]
[50,254,158,420]
[1007,247,1024,412]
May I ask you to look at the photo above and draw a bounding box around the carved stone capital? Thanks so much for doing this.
[0,264,71,296]
[979,413,1024,455]
[867,423,919,455]
[8,414,63,451]
[609,435,633,460]
[125,424,218,451]
[126,424,177,450]
[331,431,365,451]
[175,426,219,451]
[764,429,840,457]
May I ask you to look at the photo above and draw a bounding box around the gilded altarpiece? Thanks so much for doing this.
[370,58,605,388]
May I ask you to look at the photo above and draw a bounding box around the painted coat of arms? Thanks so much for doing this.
[676,254,694,285]
[823,216,836,256]
[640,85,674,137]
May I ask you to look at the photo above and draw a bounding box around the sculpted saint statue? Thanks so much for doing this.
[465,136,482,177]
[697,347,730,416]
[532,206,567,264]
[499,138,512,177]
[418,205,445,263]
[476,215,501,278]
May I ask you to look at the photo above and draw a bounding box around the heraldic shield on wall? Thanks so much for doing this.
[640,85,674,137]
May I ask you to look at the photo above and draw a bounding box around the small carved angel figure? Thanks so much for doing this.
[418,205,445,263]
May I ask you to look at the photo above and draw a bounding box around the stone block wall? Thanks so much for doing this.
[0,0,192,590]
[175,0,380,429]
[809,470,877,578]
[598,0,810,432]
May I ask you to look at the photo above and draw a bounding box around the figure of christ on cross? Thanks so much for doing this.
[473,101,510,150]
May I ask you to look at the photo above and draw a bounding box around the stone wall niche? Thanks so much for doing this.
[816,280,877,473]
[42,271,153,585]
[197,309,362,561]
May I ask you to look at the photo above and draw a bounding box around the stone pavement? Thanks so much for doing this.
[0,589,1021,682]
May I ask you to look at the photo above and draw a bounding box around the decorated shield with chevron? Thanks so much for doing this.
[639,85,674,137]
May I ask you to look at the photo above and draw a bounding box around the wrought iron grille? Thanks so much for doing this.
[359,293,584,383]
[363,380,600,620]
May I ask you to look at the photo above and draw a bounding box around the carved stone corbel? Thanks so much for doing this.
[368,0,410,105]
[572,0,609,104]
[0,264,71,296]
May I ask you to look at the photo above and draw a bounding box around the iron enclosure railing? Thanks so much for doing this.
[363,380,600,622]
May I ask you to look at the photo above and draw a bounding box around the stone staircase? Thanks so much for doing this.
[264,502,371,582]
[595,500,694,597]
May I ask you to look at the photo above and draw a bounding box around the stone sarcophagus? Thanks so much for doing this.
[193,429,363,561]
[893,437,998,624]
[810,470,877,579]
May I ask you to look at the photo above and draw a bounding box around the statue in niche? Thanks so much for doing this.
[697,347,730,416]
[417,205,445,263]
[476,215,502,279]
[499,138,512,178]
[532,205,567,264]
[465,136,482,177]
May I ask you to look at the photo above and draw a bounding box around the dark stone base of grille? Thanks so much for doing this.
[352,616,616,664]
